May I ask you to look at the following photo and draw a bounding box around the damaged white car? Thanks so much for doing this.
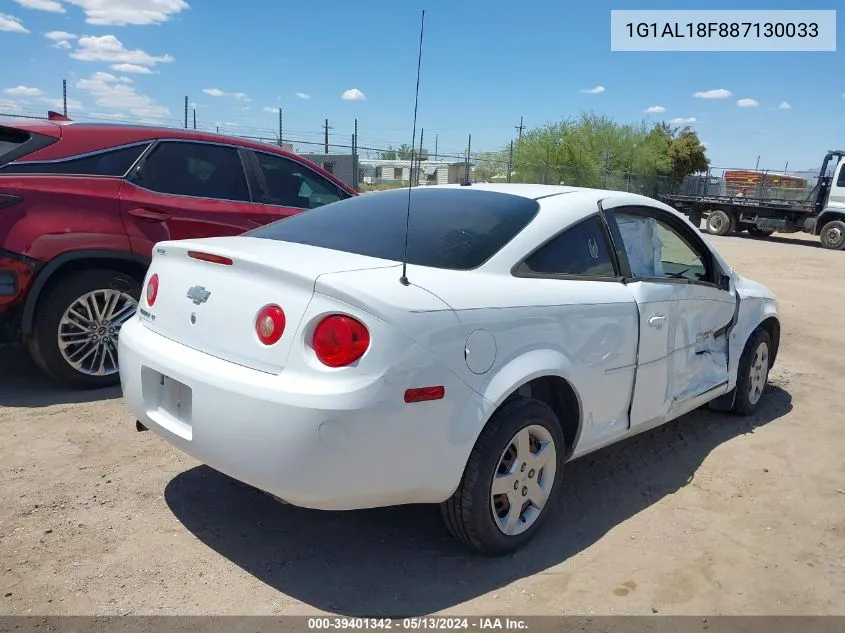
[118,184,780,555]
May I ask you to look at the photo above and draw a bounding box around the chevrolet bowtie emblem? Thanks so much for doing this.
[186,285,211,305]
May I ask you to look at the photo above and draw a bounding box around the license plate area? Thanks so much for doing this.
[141,366,193,440]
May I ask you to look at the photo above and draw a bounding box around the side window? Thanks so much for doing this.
[0,144,149,176]
[836,161,845,187]
[614,211,708,282]
[520,216,616,277]
[131,141,250,201]
[253,151,345,209]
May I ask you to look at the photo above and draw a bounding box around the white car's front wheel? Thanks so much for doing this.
[732,327,773,415]
[441,396,565,555]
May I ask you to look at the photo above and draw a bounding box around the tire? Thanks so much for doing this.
[819,220,845,250]
[440,396,565,555]
[27,269,141,390]
[731,327,773,416]
[705,210,734,236]
[748,227,775,238]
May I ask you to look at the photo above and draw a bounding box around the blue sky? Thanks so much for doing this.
[0,0,842,172]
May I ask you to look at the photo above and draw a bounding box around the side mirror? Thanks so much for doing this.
[718,273,731,292]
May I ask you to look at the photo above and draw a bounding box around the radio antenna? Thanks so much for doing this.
[399,9,426,287]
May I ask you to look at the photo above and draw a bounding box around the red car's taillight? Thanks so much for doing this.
[146,273,159,306]
[312,314,370,367]
[255,304,286,346]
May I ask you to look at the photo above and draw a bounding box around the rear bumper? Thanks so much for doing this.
[118,316,485,511]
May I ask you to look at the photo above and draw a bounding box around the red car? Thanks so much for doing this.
[0,114,357,389]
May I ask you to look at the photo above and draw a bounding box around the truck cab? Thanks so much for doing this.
[813,150,845,249]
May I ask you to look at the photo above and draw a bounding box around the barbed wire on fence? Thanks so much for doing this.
[0,108,821,202]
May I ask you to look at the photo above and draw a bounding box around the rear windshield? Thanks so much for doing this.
[0,127,30,161]
[246,187,541,270]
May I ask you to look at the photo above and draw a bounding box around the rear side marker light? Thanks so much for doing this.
[256,304,286,346]
[146,273,159,306]
[313,314,370,367]
[404,386,446,403]
[188,251,233,266]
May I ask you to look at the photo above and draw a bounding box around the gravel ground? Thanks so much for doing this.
[1,232,844,616]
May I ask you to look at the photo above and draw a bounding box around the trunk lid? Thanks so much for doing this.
[139,236,396,374]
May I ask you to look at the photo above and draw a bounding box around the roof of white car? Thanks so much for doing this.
[434,182,580,199]
[432,182,673,212]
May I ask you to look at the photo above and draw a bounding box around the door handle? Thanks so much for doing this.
[648,315,667,327]
[128,207,171,222]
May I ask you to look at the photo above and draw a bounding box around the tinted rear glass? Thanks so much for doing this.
[0,143,149,176]
[246,187,541,270]
[0,126,30,161]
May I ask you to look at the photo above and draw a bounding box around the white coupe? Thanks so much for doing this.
[118,183,780,555]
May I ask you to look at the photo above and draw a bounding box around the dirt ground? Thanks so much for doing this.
[1,231,844,617]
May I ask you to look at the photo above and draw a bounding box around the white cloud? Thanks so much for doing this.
[45,30,76,41]
[75,71,169,118]
[71,35,174,68]
[0,99,25,111]
[341,88,365,101]
[111,63,152,74]
[262,106,277,113]
[40,96,84,110]
[4,85,42,96]
[89,111,129,120]
[737,98,759,108]
[0,13,30,32]
[669,117,697,125]
[777,101,791,110]
[580,85,605,94]
[64,0,189,26]
[693,88,733,99]
[241,106,251,111]
[644,105,665,114]
[203,88,250,101]
[294,92,310,100]
[13,0,64,12]
[45,30,76,49]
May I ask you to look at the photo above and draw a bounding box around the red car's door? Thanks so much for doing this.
[119,139,264,259]
[245,149,353,223]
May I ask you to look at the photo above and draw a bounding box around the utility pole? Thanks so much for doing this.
[755,155,761,171]
[192,108,196,130]
[323,118,333,154]
[507,140,514,183]
[434,134,438,162]
[353,118,359,190]
[62,79,67,116]
[416,128,424,185]
[278,108,283,146]
[515,116,524,142]
[464,133,472,184]
[784,161,789,173]
[184,96,188,129]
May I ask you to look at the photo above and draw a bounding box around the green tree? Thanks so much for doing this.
[381,144,414,160]
[666,127,709,178]
[508,111,707,190]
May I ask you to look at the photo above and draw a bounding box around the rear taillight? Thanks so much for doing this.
[146,273,159,306]
[312,314,370,368]
[255,304,286,346]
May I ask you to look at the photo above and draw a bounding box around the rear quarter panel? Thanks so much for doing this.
[0,175,130,260]
[398,266,641,462]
